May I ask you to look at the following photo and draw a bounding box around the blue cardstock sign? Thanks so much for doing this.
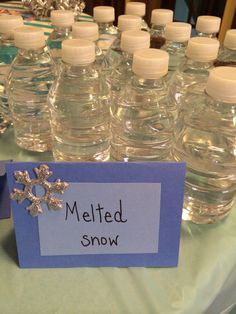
[0,161,11,219]
[6,162,186,268]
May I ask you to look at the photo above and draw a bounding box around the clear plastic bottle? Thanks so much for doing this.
[215,29,236,67]
[72,21,103,66]
[47,10,74,65]
[8,26,55,152]
[172,66,236,224]
[108,30,150,102]
[169,37,219,110]
[102,15,142,74]
[48,39,110,161]
[111,48,174,161]
[125,1,149,31]
[0,15,23,134]
[196,15,221,38]
[162,22,192,78]
[150,9,173,49]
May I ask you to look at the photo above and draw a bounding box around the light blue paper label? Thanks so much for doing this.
[38,183,161,256]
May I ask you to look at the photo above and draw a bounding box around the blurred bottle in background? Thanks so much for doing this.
[150,9,173,49]
[196,15,221,38]
[0,15,23,134]
[125,2,149,31]
[215,29,236,67]
[47,10,74,66]
[162,22,192,79]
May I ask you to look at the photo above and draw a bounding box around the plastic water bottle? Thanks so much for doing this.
[172,66,236,224]
[168,37,219,110]
[72,21,103,66]
[150,9,173,49]
[196,15,221,38]
[102,15,142,74]
[125,2,149,31]
[48,39,110,161]
[47,10,74,65]
[162,22,192,78]
[8,26,55,152]
[111,48,174,161]
[215,29,236,67]
[0,15,23,134]
[108,30,150,101]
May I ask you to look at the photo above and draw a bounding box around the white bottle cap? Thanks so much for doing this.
[132,48,169,79]
[72,22,99,41]
[93,6,115,23]
[121,30,150,54]
[118,15,142,32]
[164,22,192,42]
[206,67,236,103]
[0,15,23,35]
[186,37,220,62]
[51,10,74,27]
[126,2,146,17]
[196,15,221,34]
[151,9,173,26]
[224,29,236,50]
[62,39,95,65]
[14,26,45,49]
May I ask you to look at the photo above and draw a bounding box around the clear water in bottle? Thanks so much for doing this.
[48,39,111,161]
[8,27,55,152]
[111,48,174,162]
[172,67,236,224]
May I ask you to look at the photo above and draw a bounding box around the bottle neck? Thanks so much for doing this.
[18,47,47,58]
[185,57,215,70]
[151,24,165,35]
[52,26,72,34]
[0,33,15,45]
[121,51,133,64]
[98,21,114,31]
[197,31,217,38]
[165,40,188,49]
[133,75,166,89]
[62,62,95,75]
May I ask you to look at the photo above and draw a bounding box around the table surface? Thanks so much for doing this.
[1,130,236,314]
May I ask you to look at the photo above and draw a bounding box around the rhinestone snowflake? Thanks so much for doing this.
[11,164,69,217]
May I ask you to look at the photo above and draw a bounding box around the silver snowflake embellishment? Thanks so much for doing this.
[11,164,69,217]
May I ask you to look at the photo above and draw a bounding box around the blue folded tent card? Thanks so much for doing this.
[6,162,185,268]
[0,161,11,219]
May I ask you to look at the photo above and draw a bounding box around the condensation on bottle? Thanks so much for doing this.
[172,66,236,224]
[48,39,111,161]
[125,2,149,31]
[111,48,174,162]
[0,15,23,134]
[162,22,192,78]
[8,26,55,152]
[101,15,142,76]
[215,29,236,67]
[47,10,74,65]
[196,15,221,38]
[108,30,150,103]
[93,6,118,51]
[150,9,173,49]
[168,36,220,111]
[72,21,103,67]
